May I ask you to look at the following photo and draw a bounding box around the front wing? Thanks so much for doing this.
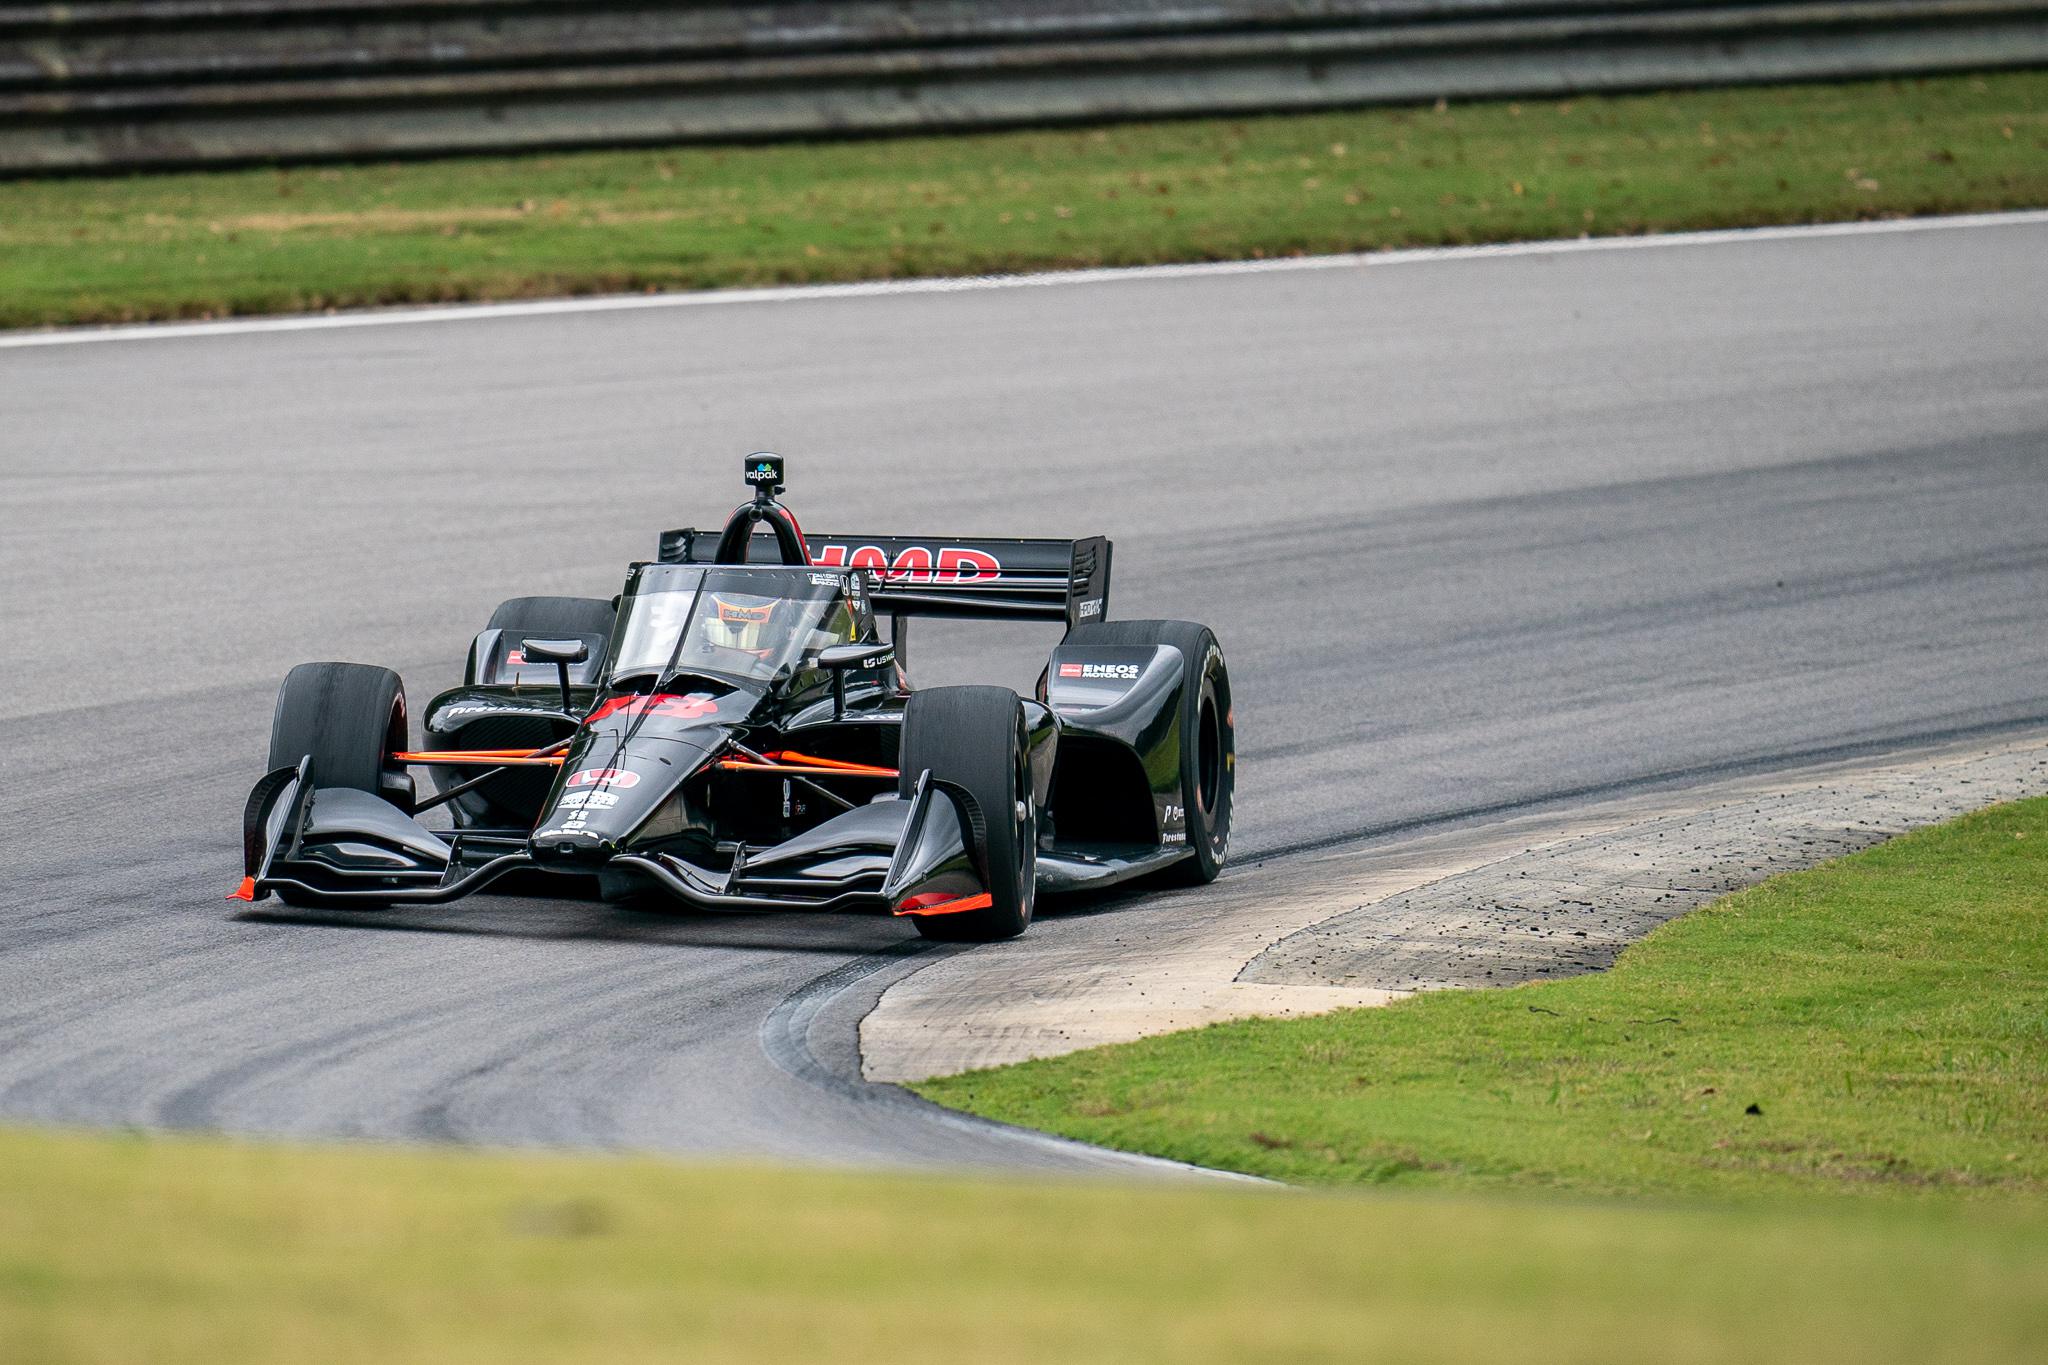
[232,757,998,920]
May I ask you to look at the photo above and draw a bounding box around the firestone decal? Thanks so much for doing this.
[567,768,640,789]
[439,703,510,718]
[811,543,1001,584]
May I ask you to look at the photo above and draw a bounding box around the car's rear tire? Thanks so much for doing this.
[897,686,1037,942]
[438,595,618,828]
[267,662,410,909]
[1059,620,1233,884]
[486,595,616,647]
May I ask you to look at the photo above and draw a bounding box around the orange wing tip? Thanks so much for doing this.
[226,877,258,902]
[894,892,993,918]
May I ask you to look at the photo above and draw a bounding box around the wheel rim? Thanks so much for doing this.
[1196,688,1221,816]
[1014,721,1036,902]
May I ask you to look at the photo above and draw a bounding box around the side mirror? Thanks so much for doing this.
[520,638,589,666]
[817,642,894,671]
[521,638,589,711]
[816,642,894,719]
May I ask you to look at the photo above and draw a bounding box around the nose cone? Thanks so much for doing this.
[529,726,728,867]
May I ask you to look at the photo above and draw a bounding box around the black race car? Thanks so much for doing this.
[233,456,1233,940]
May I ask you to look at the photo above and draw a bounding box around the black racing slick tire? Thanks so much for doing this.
[1061,620,1234,884]
[268,661,411,808]
[485,595,616,653]
[267,662,411,910]
[896,686,1038,942]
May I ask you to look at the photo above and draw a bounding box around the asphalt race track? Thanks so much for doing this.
[2,218,2045,1168]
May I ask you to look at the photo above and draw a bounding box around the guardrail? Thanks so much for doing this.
[2,0,2043,172]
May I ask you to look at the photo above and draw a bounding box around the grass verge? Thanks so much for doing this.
[3,1125,2047,1364]
[1,71,2044,329]
[917,798,2048,1199]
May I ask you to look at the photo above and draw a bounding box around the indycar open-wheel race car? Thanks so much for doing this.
[233,457,1234,940]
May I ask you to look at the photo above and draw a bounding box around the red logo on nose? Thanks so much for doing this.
[586,693,720,724]
[567,768,639,789]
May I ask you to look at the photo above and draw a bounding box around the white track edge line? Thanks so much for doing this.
[6,208,2046,350]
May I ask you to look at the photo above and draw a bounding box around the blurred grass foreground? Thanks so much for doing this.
[3,1123,2047,1365]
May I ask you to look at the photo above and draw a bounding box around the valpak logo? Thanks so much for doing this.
[1058,661,1141,681]
[812,543,1001,584]
[567,768,640,789]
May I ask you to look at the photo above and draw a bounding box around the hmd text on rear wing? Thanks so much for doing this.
[658,528,1112,629]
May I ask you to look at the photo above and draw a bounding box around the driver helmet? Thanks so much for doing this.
[703,592,782,655]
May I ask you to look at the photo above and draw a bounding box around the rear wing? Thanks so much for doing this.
[657,529,1111,628]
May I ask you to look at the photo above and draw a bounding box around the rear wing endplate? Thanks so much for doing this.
[657,529,1111,628]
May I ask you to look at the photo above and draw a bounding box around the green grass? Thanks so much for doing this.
[918,798,2048,1199]
[3,1125,2047,1365]
[3,70,2045,328]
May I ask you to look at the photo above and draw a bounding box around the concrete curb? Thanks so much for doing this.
[861,732,2048,1083]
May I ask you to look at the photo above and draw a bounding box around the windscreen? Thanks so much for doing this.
[610,564,860,685]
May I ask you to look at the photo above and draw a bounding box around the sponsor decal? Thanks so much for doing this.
[809,572,844,588]
[1056,661,1141,682]
[439,703,508,718]
[505,649,526,666]
[1164,803,1186,825]
[567,768,639,790]
[1077,598,1104,619]
[534,826,602,843]
[586,693,719,724]
[812,543,1001,584]
[554,790,619,811]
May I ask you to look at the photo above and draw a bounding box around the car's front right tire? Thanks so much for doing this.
[896,685,1037,942]
[266,661,411,909]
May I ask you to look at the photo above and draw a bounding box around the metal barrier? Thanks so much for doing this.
[2,0,2043,172]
